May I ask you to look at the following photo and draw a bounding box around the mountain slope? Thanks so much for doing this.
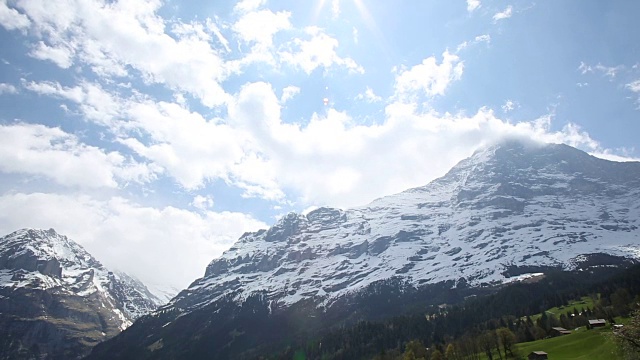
[0,228,159,359]
[89,140,640,359]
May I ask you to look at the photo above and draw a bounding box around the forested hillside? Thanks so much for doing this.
[270,265,640,359]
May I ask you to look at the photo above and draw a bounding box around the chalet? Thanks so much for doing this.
[613,324,624,330]
[588,319,606,328]
[528,351,548,360]
[550,326,572,336]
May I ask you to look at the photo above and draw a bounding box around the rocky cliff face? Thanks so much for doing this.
[0,229,160,359]
[88,140,640,359]
[169,140,640,312]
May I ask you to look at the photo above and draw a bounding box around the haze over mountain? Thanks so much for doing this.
[0,228,161,359]
[88,140,640,359]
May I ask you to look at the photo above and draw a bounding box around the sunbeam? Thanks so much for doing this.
[313,0,329,22]
[312,0,389,58]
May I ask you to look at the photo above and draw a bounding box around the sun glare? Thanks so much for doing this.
[314,0,372,23]
[313,0,384,46]
[313,0,330,21]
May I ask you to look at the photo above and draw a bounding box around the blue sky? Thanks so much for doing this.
[0,0,639,291]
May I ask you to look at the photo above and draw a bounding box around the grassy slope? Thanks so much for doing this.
[515,326,619,360]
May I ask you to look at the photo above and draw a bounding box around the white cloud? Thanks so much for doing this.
[626,79,640,93]
[589,150,640,162]
[224,81,624,208]
[493,5,513,22]
[171,21,212,42]
[596,64,623,78]
[356,87,382,103]
[6,77,632,218]
[475,34,491,43]
[25,76,616,211]
[23,80,121,127]
[23,79,85,103]
[394,50,464,99]
[22,73,632,214]
[9,0,230,107]
[301,205,319,215]
[352,26,359,44]
[626,79,640,106]
[456,34,491,52]
[0,83,17,94]
[224,7,293,72]
[280,85,300,103]
[117,100,251,191]
[502,99,518,113]
[0,0,30,31]
[5,1,361,109]
[578,61,624,79]
[0,123,158,188]
[280,26,364,74]
[456,41,469,52]
[232,9,291,49]
[191,195,214,211]
[22,79,284,199]
[28,41,74,68]
[467,0,481,12]
[578,61,592,74]
[206,18,231,53]
[234,0,267,13]
[0,192,267,290]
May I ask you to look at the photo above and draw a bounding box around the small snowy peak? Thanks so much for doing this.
[0,228,165,358]
[170,141,640,313]
[145,281,181,305]
[109,270,162,318]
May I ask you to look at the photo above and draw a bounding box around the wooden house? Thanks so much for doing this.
[550,326,572,336]
[588,319,606,328]
[528,351,548,360]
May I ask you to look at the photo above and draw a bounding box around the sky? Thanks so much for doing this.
[0,0,639,293]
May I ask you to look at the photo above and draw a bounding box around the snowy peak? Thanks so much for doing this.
[460,140,639,185]
[0,228,159,321]
[170,141,640,313]
[0,228,99,277]
[0,228,164,359]
[390,141,640,214]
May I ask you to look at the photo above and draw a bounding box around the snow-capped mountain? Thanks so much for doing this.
[0,228,160,359]
[169,140,640,311]
[87,140,640,360]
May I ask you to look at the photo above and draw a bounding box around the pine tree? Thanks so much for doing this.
[430,349,443,360]
[445,343,456,360]
[496,328,516,358]
[478,331,495,360]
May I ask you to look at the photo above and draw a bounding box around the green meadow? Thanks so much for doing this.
[515,326,618,359]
